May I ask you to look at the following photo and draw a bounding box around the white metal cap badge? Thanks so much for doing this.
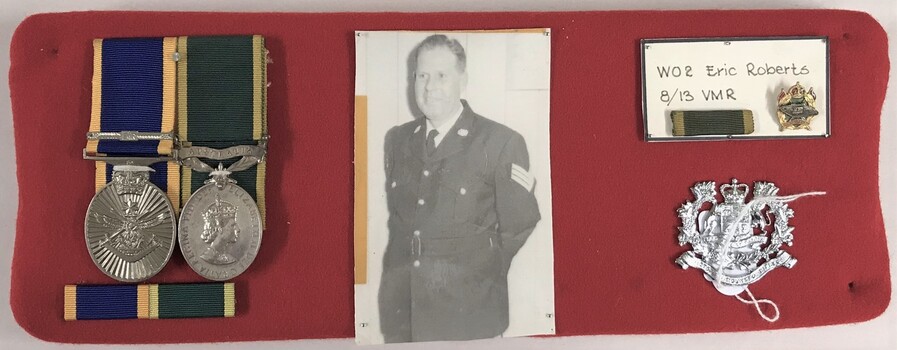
[675,179,825,321]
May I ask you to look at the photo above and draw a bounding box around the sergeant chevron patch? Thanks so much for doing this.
[511,163,535,192]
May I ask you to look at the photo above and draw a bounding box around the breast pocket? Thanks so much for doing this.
[439,172,489,224]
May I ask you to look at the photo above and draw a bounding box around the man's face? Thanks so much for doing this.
[414,46,466,123]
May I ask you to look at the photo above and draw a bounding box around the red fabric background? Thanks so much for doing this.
[8,10,891,343]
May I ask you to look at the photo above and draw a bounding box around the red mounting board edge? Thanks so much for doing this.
[9,10,890,343]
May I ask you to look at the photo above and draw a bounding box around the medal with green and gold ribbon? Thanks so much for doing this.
[175,35,268,281]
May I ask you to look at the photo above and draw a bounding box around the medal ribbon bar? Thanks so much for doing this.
[176,35,268,224]
[64,283,235,320]
[670,110,755,137]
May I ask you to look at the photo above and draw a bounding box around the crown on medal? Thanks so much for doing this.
[720,178,749,204]
[204,196,238,219]
[112,171,149,195]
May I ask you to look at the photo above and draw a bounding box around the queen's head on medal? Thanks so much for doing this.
[200,196,240,265]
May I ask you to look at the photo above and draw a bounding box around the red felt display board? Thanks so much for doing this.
[9,10,891,343]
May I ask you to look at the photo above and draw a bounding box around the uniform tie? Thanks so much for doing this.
[426,129,439,157]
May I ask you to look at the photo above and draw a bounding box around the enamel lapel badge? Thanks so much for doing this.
[777,82,819,131]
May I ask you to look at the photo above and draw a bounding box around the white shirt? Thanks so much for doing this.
[425,104,464,148]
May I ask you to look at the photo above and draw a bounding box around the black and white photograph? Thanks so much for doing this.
[354,30,555,344]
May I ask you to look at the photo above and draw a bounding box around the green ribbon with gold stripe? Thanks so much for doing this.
[176,35,268,224]
[671,110,754,136]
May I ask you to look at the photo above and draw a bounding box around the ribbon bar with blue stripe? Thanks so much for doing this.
[64,283,235,320]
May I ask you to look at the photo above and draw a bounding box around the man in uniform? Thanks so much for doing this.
[378,34,541,343]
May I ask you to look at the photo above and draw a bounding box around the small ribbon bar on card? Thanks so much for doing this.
[670,110,754,137]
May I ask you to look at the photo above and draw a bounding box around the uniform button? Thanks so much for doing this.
[418,199,425,205]
[460,187,467,195]
[413,260,421,267]
[413,230,420,236]
[391,181,397,188]
[423,170,430,177]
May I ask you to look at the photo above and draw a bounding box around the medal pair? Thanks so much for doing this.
[83,36,268,282]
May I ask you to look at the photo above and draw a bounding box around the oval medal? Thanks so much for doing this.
[85,170,176,282]
[179,181,262,281]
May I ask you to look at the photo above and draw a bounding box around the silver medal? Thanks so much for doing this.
[84,167,176,282]
[176,141,267,281]
[179,171,262,281]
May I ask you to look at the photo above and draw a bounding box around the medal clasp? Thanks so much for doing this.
[174,135,268,173]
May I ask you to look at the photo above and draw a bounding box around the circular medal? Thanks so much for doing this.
[179,181,262,281]
[84,170,176,282]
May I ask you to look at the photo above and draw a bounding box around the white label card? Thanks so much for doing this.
[641,37,829,141]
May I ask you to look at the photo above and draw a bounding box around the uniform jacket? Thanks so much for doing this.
[378,101,541,342]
